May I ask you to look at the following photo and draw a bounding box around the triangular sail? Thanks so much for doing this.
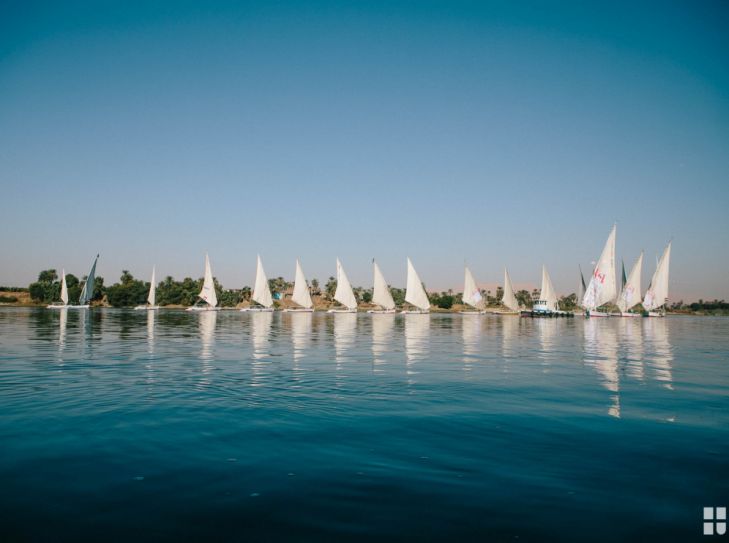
[581,225,617,310]
[462,266,483,309]
[405,258,430,311]
[372,260,395,310]
[502,268,520,311]
[60,269,68,305]
[617,252,643,313]
[621,260,627,291]
[198,254,218,307]
[291,259,313,309]
[147,266,156,306]
[578,265,586,306]
[540,265,559,312]
[252,255,273,308]
[643,242,671,311]
[78,255,98,305]
[333,258,358,310]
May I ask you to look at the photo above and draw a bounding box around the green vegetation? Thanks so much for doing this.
[28,269,104,305]
[0,295,18,303]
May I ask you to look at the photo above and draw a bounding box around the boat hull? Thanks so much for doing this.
[620,312,642,317]
[400,310,430,314]
[134,306,160,311]
[367,309,397,314]
[186,306,220,312]
[47,304,69,309]
[240,307,274,312]
[645,311,666,318]
[585,310,611,318]
[282,308,314,313]
[327,308,357,313]
[521,310,574,318]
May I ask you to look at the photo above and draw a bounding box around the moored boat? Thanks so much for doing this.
[241,255,274,312]
[187,254,220,311]
[134,266,159,310]
[282,259,314,312]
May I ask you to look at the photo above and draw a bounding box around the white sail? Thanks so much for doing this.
[60,269,68,305]
[643,241,671,311]
[252,255,273,308]
[147,266,157,306]
[617,252,643,313]
[540,265,559,312]
[291,259,313,309]
[462,266,483,309]
[78,254,99,305]
[198,254,218,307]
[372,260,395,310]
[502,267,519,311]
[582,224,617,310]
[405,258,430,311]
[333,258,358,310]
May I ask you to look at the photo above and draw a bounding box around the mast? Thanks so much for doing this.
[582,224,617,310]
[643,241,671,311]
[333,258,358,310]
[372,260,395,310]
[198,254,218,307]
[405,257,430,311]
[291,259,313,309]
[251,255,273,308]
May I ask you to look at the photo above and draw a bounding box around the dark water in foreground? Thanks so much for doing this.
[0,308,727,542]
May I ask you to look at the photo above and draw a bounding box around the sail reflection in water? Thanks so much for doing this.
[500,315,520,363]
[620,318,644,381]
[461,315,481,373]
[289,312,312,364]
[333,313,357,369]
[198,312,217,388]
[146,310,155,356]
[536,318,559,369]
[404,314,430,377]
[644,317,673,390]
[250,311,274,387]
[371,314,394,372]
[584,320,620,418]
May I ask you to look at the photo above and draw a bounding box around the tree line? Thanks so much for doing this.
[27,268,587,310]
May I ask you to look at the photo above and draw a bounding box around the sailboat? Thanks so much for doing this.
[134,266,159,310]
[241,255,274,312]
[68,254,99,309]
[186,254,220,311]
[524,265,567,317]
[368,259,396,314]
[617,252,643,316]
[283,259,314,312]
[581,224,617,317]
[47,269,69,309]
[642,241,672,317]
[401,257,430,314]
[576,265,587,315]
[497,267,520,314]
[328,258,358,313]
[460,265,485,314]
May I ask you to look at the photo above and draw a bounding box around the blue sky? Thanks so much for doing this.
[1,1,728,300]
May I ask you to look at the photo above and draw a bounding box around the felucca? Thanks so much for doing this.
[47,269,69,309]
[617,252,643,317]
[401,258,430,314]
[581,224,617,317]
[328,258,358,313]
[525,265,562,317]
[187,254,220,311]
[460,265,485,314]
[368,259,396,314]
[283,259,314,312]
[134,266,159,310]
[497,267,520,314]
[642,241,672,317]
[241,255,274,312]
[66,255,99,309]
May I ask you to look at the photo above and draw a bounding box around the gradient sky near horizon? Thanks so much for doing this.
[2,1,728,300]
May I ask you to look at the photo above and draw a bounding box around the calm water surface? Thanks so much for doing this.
[0,308,727,541]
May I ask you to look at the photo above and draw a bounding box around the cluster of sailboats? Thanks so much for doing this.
[47,225,672,318]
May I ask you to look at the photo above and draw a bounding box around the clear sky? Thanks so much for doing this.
[1,1,728,300]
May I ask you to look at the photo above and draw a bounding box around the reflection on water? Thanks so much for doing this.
[620,318,644,381]
[584,319,620,418]
[644,318,674,390]
[461,315,481,372]
[404,314,429,378]
[535,318,559,369]
[251,312,273,360]
[198,312,217,388]
[146,310,155,356]
[333,313,357,368]
[371,314,394,371]
[58,308,67,353]
[289,312,312,364]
